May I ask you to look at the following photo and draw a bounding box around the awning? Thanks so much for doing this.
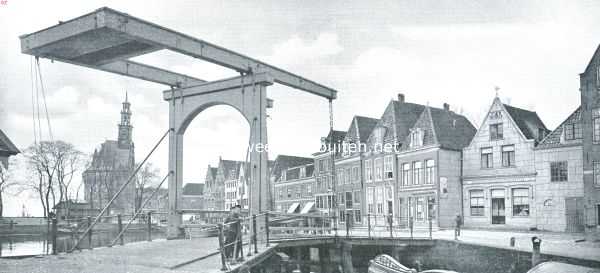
[287,202,300,214]
[300,202,315,214]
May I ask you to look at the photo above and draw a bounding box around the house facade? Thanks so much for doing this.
[397,104,476,229]
[336,116,378,227]
[313,131,345,216]
[534,108,584,232]
[270,155,314,212]
[203,166,218,210]
[0,129,19,170]
[221,159,243,210]
[580,45,600,238]
[462,97,549,229]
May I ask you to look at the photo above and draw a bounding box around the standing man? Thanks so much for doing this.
[224,204,242,263]
[454,213,462,240]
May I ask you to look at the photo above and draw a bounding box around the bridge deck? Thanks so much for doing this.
[0,237,275,273]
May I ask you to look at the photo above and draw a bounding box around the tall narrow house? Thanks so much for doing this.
[462,97,549,229]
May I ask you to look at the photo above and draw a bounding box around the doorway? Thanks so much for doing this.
[491,189,505,225]
[565,197,584,232]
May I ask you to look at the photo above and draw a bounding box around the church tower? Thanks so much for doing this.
[118,92,133,149]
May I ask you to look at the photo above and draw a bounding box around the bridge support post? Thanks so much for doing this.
[167,127,184,239]
[117,214,124,246]
[147,212,152,242]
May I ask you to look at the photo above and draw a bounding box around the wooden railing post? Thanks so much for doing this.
[252,214,258,254]
[265,213,270,247]
[116,214,124,246]
[51,217,58,255]
[409,216,414,240]
[388,213,393,238]
[428,216,432,239]
[147,212,152,242]
[367,213,371,238]
[87,216,93,249]
[346,212,350,238]
[218,224,227,271]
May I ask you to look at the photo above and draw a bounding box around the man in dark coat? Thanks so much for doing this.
[454,213,462,240]
[224,205,242,261]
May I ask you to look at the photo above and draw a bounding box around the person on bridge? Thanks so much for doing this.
[454,213,462,240]
[224,204,243,263]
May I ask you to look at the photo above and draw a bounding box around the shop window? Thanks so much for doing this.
[470,190,484,216]
[512,188,530,216]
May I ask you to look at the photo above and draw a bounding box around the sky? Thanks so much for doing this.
[0,0,599,216]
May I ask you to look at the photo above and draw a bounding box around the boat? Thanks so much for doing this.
[368,254,459,273]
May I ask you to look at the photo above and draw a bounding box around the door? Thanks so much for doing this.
[565,197,584,232]
[491,189,505,224]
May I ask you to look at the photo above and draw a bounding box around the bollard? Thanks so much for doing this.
[252,214,258,254]
[367,214,371,238]
[388,214,393,238]
[346,212,351,238]
[218,224,227,271]
[51,217,58,255]
[428,217,432,239]
[87,216,93,249]
[265,213,270,247]
[116,214,124,246]
[147,212,152,242]
[531,236,542,268]
[409,217,414,239]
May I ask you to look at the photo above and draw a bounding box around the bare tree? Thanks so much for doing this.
[23,141,83,218]
[0,157,20,217]
[134,162,159,212]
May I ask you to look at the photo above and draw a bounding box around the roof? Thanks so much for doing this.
[270,155,314,181]
[182,183,204,195]
[219,159,244,178]
[284,164,314,181]
[582,44,600,75]
[346,116,379,143]
[428,107,477,150]
[325,130,346,144]
[392,101,426,143]
[503,104,550,141]
[0,129,19,156]
[537,107,582,149]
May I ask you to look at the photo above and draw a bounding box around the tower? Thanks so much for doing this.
[118,92,133,149]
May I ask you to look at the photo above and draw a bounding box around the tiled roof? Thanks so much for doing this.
[326,130,347,143]
[0,129,20,155]
[220,159,243,176]
[503,104,550,141]
[537,107,582,149]
[270,155,313,181]
[348,116,379,143]
[583,44,600,74]
[429,107,477,150]
[182,183,204,195]
[392,101,426,144]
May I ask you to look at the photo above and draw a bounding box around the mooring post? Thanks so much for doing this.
[265,213,270,247]
[51,217,58,255]
[252,214,258,254]
[117,214,124,246]
[218,224,227,271]
[531,236,542,268]
[87,216,93,249]
[428,216,432,239]
[147,212,152,242]
[367,213,371,238]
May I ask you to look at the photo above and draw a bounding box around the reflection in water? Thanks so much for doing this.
[0,235,51,257]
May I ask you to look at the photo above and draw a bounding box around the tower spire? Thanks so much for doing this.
[118,91,133,149]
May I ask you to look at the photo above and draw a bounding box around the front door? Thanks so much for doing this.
[565,197,584,232]
[491,198,505,224]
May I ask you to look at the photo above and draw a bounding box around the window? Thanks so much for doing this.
[316,177,322,191]
[354,210,362,223]
[366,187,374,214]
[512,188,530,216]
[501,145,515,167]
[408,197,415,219]
[410,128,424,148]
[470,190,484,216]
[346,192,353,208]
[427,197,436,220]
[307,184,312,195]
[365,160,373,182]
[481,147,493,169]
[412,161,422,185]
[352,166,359,182]
[299,167,306,178]
[374,158,383,181]
[402,163,410,186]
[296,186,301,198]
[594,161,600,187]
[339,211,345,223]
[376,187,384,214]
[593,109,600,143]
[384,156,394,179]
[338,192,345,206]
[345,168,351,184]
[287,188,292,198]
[425,159,435,184]
[318,160,325,173]
[551,161,568,182]
[279,189,283,199]
[337,172,343,185]
[354,190,361,204]
[416,197,425,221]
[564,123,582,140]
[490,123,503,140]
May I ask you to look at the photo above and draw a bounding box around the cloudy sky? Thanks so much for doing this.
[1,0,599,216]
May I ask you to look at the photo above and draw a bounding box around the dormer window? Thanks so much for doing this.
[299,167,306,178]
[281,171,287,181]
[564,123,582,140]
[409,128,424,148]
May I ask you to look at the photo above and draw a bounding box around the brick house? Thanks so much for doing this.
[221,159,243,210]
[397,104,476,229]
[534,108,584,232]
[580,45,600,239]
[364,94,424,226]
[335,115,378,227]
[270,155,314,212]
[462,97,549,229]
[313,130,346,216]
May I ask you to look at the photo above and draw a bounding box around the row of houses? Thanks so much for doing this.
[205,46,600,236]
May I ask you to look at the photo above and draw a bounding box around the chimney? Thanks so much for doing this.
[397,93,405,103]
[443,103,450,111]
